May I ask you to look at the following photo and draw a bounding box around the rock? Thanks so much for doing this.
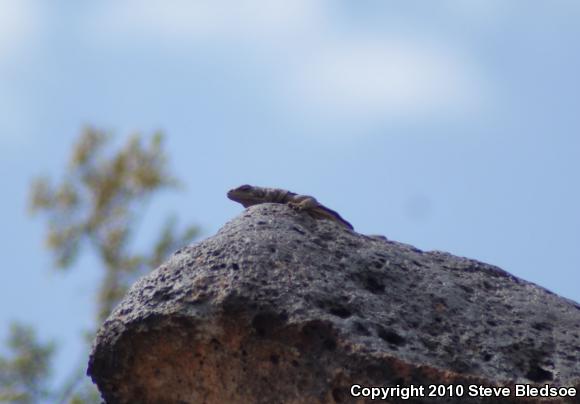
[87,203,580,403]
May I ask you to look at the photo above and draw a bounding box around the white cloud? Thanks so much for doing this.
[0,0,41,147]
[93,0,326,43]
[443,0,510,26]
[0,0,39,59]
[91,1,493,131]
[284,35,490,124]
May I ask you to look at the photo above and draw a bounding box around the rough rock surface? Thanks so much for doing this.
[88,203,580,403]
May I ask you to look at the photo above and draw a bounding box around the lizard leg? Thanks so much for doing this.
[288,196,319,211]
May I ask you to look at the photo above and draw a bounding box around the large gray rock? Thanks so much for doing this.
[88,203,580,403]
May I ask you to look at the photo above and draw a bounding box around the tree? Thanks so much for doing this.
[1,127,199,402]
[0,323,55,404]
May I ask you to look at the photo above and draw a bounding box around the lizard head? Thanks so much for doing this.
[227,184,266,207]
[228,184,252,193]
[227,184,252,198]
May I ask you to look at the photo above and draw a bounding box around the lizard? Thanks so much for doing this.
[227,184,354,230]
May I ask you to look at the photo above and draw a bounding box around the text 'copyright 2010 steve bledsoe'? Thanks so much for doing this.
[349,383,577,400]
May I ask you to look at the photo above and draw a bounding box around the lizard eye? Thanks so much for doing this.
[238,184,251,191]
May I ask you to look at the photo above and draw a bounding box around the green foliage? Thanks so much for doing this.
[29,127,199,321]
[0,323,55,403]
[67,385,101,404]
[1,127,200,402]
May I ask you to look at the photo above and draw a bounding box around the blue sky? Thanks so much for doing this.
[1,0,579,390]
